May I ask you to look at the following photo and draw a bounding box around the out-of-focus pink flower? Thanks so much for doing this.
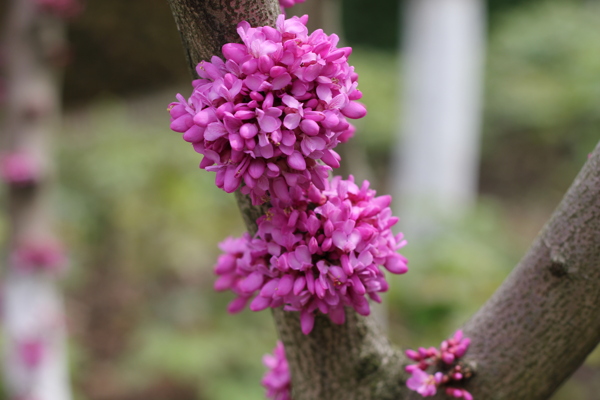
[279,0,306,12]
[11,240,67,273]
[406,369,442,397]
[279,0,305,8]
[169,15,366,205]
[262,341,292,400]
[405,330,473,398]
[213,176,407,334]
[446,388,473,400]
[36,0,83,19]
[17,338,45,370]
[0,152,40,186]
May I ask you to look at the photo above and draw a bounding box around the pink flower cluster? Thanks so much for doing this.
[0,152,40,186]
[169,15,366,205]
[214,176,407,334]
[405,330,473,399]
[11,240,67,273]
[262,341,292,400]
[36,0,83,18]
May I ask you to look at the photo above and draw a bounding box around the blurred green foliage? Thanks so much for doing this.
[58,94,280,399]
[387,199,523,348]
[482,0,600,201]
[342,0,400,50]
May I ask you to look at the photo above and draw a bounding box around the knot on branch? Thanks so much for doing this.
[548,260,569,278]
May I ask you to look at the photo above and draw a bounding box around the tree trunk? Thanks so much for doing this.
[166,1,600,398]
[1,0,72,399]
[392,0,485,239]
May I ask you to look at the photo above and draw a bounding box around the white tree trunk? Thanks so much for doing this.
[3,274,71,400]
[392,0,485,238]
[1,0,72,399]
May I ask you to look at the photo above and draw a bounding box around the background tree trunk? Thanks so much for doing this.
[1,0,72,399]
[392,0,485,239]
[166,1,600,398]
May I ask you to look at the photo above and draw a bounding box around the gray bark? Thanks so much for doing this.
[166,1,600,398]
[461,143,600,399]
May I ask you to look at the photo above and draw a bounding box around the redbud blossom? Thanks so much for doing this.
[213,176,407,334]
[262,341,292,400]
[17,338,45,370]
[406,369,442,397]
[0,152,40,186]
[405,330,473,399]
[11,240,67,273]
[169,15,366,205]
[440,330,472,364]
[279,0,306,9]
[446,388,473,400]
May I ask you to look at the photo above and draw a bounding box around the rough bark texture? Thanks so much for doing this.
[273,308,405,400]
[166,1,600,399]
[167,0,280,76]
[2,0,72,399]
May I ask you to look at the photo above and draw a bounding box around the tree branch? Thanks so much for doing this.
[166,1,600,398]
[460,142,600,399]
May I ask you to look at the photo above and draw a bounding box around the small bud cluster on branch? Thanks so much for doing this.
[405,330,473,399]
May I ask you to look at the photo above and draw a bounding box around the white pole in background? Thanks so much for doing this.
[392,0,486,239]
[2,0,73,399]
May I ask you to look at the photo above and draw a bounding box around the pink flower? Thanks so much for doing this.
[262,341,292,400]
[17,338,45,370]
[213,176,407,334]
[446,388,473,400]
[405,330,473,398]
[11,240,67,273]
[0,152,40,186]
[406,369,442,397]
[279,0,306,9]
[169,15,366,205]
[440,330,472,364]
